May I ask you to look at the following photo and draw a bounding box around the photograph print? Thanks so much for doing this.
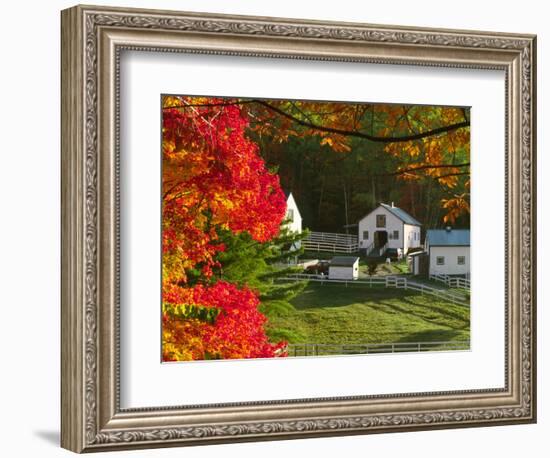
[161,95,471,362]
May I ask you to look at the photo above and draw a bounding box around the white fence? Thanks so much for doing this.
[287,340,470,356]
[430,273,471,290]
[280,274,469,306]
[303,231,359,254]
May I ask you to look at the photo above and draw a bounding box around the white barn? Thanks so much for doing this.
[358,203,421,256]
[328,256,359,280]
[284,191,302,235]
[425,228,470,276]
[283,191,303,263]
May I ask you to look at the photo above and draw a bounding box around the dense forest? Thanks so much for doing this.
[246,99,471,233]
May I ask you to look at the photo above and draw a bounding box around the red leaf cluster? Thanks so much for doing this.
[163,282,287,361]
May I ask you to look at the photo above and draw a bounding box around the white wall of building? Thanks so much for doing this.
[359,206,420,253]
[408,254,424,275]
[285,193,302,257]
[428,246,470,276]
[403,224,421,254]
[328,264,359,280]
[285,193,302,235]
[358,206,403,250]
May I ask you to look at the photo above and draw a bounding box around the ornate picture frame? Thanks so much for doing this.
[61,4,536,453]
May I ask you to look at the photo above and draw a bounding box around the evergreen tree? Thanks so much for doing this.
[214,223,309,319]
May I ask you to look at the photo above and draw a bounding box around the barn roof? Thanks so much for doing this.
[379,203,421,226]
[330,256,360,267]
[426,229,470,246]
[359,203,421,226]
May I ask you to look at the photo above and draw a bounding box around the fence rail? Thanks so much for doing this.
[302,241,359,253]
[430,273,471,290]
[287,340,470,356]
[305,231,358,243]
[377,242,389,257]
[363,241,388,257]
[363,241,374,256]
[303,231,359,254]
[280,274,469,306]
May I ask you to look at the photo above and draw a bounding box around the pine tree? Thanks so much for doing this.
[214,223,310,317]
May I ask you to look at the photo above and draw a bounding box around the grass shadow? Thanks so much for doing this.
[395,329,466,344]
[372,296,470,328]
[289,283,421,310]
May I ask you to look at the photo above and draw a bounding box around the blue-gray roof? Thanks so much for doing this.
[330,256,360,267]
[426,229,470,246]
[379,203,421,226]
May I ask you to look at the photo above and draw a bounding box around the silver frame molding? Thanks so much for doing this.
[61,4,537,453]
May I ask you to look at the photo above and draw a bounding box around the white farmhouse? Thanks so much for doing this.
[284,191,302,235]
[328,256,359,280]
[425,228,470,276]
[358,203,421,256]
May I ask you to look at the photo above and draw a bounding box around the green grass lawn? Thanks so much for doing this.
[358,259,410,276]
[265,283,470,348]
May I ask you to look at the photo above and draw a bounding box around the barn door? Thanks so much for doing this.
[374,230,388,248]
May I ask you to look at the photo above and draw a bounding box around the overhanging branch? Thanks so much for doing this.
[254,100,470,144]
[378,163,470,177]
[163,98,470,144]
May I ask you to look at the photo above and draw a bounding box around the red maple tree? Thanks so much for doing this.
[162,96,287,361]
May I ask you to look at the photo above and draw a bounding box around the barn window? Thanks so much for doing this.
[376,214,386,227]
[436,256,445,265]
[457,256,466,265]
[393,230,399,239]
[363,231,369,240]
[287,208,294,222]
